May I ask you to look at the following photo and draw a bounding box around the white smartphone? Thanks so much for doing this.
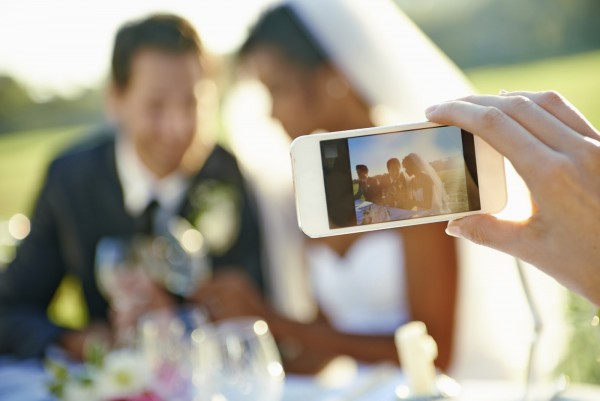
[290,121,507,238]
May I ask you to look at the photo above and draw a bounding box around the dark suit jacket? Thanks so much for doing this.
[0,128,265,358]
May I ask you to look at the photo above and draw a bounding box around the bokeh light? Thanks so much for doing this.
[8,213,30,241]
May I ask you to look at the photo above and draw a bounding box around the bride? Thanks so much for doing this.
[402,153,451,214]
[199,0,475,375]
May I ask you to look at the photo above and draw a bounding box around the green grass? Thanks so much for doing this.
[437,166,469,212]
[466,50,600,128]
[0,126,85,219]
[555,293,600,383]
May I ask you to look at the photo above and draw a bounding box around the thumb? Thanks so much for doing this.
[446,214,525,255]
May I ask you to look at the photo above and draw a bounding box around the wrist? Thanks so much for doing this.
[262,311,290,339]
[262,314,305,364]
[56,329,88,360]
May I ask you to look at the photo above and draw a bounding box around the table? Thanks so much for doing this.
[0,357,53,401]
[282,363,600,401]
[3,356,600,401]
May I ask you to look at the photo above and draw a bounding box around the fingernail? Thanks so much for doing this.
[445,222,463,238]
[425,104,440,116]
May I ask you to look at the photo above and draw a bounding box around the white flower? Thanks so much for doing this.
[63,379,99,401]
[189,180,241,255]
[94,349,151,400]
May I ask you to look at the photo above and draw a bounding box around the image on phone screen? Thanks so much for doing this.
[319,126,481,228]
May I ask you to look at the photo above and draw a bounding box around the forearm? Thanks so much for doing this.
[402,223,457,372]
[276,335,336,374]
[56,321,113,361]
[192,272,401,371]
[267,315,399,370]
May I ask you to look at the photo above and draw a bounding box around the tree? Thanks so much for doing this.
[0,76,33,132]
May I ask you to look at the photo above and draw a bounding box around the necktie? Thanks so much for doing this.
[137,199,160,235]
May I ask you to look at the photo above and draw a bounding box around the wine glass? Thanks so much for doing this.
[137,216,211,298]
[138,306,208,401]
[95,236,149,345]
[191,317,285,401]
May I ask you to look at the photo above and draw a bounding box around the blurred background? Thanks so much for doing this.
[1,0,599,384]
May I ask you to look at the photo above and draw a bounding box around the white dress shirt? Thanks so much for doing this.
[114,136,190,220]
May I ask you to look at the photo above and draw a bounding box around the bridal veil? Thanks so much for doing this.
[224,0,567,381]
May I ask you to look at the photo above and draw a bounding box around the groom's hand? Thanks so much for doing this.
[56,321,113,361]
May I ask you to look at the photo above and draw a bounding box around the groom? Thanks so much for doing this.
[0,14,265,360]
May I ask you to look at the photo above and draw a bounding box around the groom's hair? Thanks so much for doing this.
[356,165,369,174]
[387,158,401,170]
[239,5,327,69]
[111,14,203,89]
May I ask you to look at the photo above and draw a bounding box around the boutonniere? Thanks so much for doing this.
[187,179,242,256]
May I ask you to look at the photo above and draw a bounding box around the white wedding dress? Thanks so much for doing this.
[307,230,409,335]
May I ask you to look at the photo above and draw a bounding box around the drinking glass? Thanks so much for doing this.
[95,236,149,345]
[191,317,285,401]
[138,306,208,401]
[137,216,211,298]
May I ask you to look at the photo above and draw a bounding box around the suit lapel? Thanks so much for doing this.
[92,136,137,236]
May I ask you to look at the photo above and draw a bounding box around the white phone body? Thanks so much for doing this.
[290,121,507,238]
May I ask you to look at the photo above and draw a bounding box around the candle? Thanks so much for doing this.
[395,321,438,395]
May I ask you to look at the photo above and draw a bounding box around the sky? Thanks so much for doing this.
[0,0,477,99]
[348,126,463,179]
[0,0,277,97]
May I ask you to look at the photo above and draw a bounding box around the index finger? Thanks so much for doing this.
[426,99,556,186]
[503,90,600,140]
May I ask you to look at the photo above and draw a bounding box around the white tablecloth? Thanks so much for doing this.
[282,364,600,401]
[2,357,600,401]
[0,357,53,401]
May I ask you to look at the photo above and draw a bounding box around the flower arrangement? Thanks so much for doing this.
[47,345,162,401]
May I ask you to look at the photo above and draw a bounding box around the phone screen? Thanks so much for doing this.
[319,126,481,228]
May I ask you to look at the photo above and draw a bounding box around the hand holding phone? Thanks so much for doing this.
[425,91,600,306]
[290,122,507,237]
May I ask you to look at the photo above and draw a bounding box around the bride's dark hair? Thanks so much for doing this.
[239,5,328,69]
